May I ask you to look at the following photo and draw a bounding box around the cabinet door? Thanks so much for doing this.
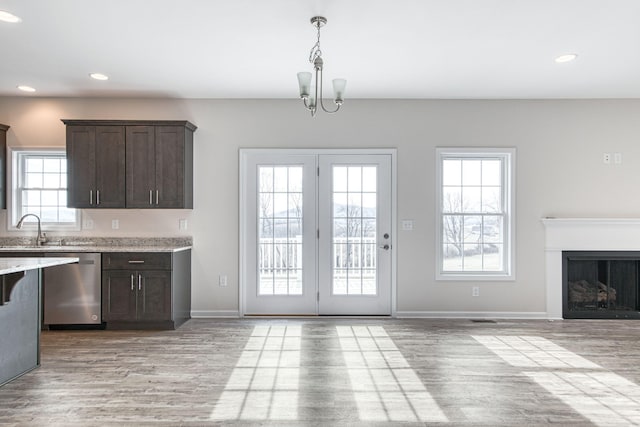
[155,126,185,208]
[102,270,137,321]
[95,126,126,208]
[66,126,96,208]
[137,271,172,321]
[125,126,156,208]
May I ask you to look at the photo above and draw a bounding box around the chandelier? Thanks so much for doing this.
[297,16,346,117]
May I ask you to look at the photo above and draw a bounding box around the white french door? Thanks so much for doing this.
[242,154,317,315]
[241,150,393,316]
[318,155,392,315]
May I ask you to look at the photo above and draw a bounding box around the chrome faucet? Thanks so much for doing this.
[16,213,47,246]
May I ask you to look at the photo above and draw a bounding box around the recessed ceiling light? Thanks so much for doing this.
[555,53,578,63]
[90,73,109,81]
[0,10,21,23]
[17,85,36,93]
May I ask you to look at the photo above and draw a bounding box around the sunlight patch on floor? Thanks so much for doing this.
[337,325,448,423]
[210,325,301,421]
[474,335,640,426]
[472,335,600,369]
[525,371,640,426]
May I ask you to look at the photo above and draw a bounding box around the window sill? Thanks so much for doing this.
[436,272,515,281]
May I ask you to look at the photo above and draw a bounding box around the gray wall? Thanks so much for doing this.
[1,97,639,317]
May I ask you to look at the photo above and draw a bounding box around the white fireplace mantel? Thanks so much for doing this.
[542,218,640,319]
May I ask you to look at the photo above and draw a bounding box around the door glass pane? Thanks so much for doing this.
[258,165,303,295]
[332,165,377,295]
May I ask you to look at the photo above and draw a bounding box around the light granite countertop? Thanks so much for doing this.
[0,237,192,253]
[0,245,191,253]
[0,257,79,275]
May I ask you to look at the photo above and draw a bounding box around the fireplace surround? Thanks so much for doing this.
[542,218,640,319]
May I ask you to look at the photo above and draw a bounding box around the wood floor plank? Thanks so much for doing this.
[1,319,640,426]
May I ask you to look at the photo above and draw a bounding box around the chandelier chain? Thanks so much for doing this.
[308,22,322,63]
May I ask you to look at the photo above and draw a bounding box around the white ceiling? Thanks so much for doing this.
[1,0,640,99]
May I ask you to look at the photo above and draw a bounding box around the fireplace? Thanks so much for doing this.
[542,218,640,319]
[563,251,640,319]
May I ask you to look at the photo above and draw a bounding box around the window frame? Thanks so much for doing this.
[8,147,81,231]
[435,147,515,281]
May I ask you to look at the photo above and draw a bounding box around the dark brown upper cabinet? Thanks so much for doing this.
[66,125,126,208]
[126,125,194,208]
[63,120,196,209]
[0,124,8,209]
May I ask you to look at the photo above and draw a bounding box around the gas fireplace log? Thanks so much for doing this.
[568,280,616,303]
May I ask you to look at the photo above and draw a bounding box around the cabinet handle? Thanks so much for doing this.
[90,190,93,205]
[128,260,145,264]
[156,190,159,205]
[97,190,100,205]
[138,274,142,291]
[130,274,134,291]
[149,190,153,205]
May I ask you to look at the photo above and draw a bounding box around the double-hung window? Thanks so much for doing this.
[10,149,79,230]
[436,147,515,280]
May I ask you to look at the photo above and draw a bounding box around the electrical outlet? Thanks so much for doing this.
[472,286,480,297]
[83,219,94,230]
[603,153,611,164]
[111,219,119,230]
[219,275,227,287]
[179,219,188,230]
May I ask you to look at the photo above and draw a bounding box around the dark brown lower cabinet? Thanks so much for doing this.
[102,250,191,329]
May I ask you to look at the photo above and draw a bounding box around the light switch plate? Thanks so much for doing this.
[83,219,94,230]
[402,220,414,231]
[111,219,119,229]
[614,152,622,164]
[179,219,188,230]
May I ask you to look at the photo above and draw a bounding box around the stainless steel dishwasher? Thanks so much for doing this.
[43,253,101,325]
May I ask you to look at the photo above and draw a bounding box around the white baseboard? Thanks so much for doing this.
[191,310,240,318]
[190,310,556,320]
[396,311,552,320]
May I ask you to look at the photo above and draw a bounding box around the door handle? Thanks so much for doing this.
[149,190,153,205]
[379,244,390,250]
[138,274,142,291]
[96,190,100,205]
[130,274,134,291]
[90,190,93,205]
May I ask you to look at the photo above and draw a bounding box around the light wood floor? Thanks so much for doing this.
[2,318,640,426]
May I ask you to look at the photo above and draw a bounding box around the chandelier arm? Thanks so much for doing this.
[302,97,314,111]
[318,69,340,114]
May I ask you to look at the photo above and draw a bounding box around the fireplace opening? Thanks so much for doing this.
[563,251,640,319]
